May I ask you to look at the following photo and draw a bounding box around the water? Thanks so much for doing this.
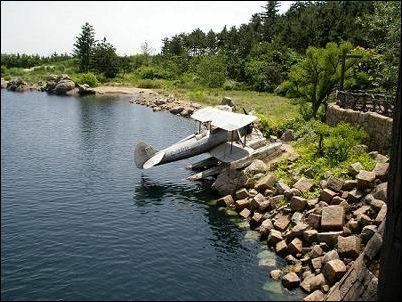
[1,90,304,300]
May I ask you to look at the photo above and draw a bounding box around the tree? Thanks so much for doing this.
[260,1,279,43]
[91,37,119,78]
[196,54,227,88]
[119,55,133,77]
[286,41,370,119]
[73,22,96,72]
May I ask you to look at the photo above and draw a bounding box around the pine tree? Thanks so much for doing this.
[73,22,96,72]
[260,1,279,43]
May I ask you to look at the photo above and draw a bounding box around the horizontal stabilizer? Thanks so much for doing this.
[134,142,159,169]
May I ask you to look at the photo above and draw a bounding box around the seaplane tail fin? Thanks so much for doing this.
[134,142,161,169]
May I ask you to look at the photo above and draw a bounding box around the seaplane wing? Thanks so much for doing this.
[190,107,257,131]
[209,142,254,163]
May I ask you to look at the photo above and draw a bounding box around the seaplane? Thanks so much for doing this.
[134,106,282,179]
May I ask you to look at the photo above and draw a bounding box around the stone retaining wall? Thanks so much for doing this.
[326,104,393,154]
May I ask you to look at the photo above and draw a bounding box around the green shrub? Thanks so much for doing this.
[137,66,172,80]
[75,72,99,87]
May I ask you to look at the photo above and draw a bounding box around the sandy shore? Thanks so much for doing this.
[94,86,157,97]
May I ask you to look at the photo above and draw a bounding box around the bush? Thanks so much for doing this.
[75,72,99,87]
[137,66,172,80]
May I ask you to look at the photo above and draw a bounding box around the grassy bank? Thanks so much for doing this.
[2,65,299,123]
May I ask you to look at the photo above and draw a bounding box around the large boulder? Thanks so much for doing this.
[322,259,346,284]
[1,77,8,89]
[78,84,96,96]
[321,206,345,231]
[53,79,75,95]
[212,167,246,196]
[244,159,267,178]
[282,272,301,289]
[254,173,277,193]
[281,129,295,141]
[220,96,236,109]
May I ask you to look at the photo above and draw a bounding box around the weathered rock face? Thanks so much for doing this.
[1,77,8,89]
[337,235,361,259]
[254,173,276,193]
[356,170,376,189]
[6,77,28,92]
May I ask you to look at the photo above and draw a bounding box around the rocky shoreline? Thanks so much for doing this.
[210,153,388,300]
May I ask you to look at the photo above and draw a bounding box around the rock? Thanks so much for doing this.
[260,219,274,238]
[275,181,290,195]
[180,107,194,117]
[285,254,300,264]
[1,78,8,89]
[319,189,337,203]
[342,226,352,236]
[235,188,249,200]
[234,199,250,210]
[326,176,344,193]
[361,225,377,243]
[212,167,246,195]
[273,214,290,231]
[347,218,360,233]
[281,129,295,141]
[291,212,304,224]
[239,208,251,219]
[56,74,71,81]
[339,200,351,213]
[374,205,387,224]
[351,144,368,154]
[244,159,267,178]
[348,162,364,176]
[316,231,342,247]
[288,238,303,255]
[270,195,285,209]
[322,250,339,264]
[52,79,75,95]
[358,213,372,227]
[307,199,319,209]
[308,245,323,259]
[250,193,266,211]
[347,189,364,203]
[322,259,346,284]
[220,96,235,108]
[375,153,389,163]
[267,229,283,246]
[290,262,303,274]
[293,177,314,192]
[372,163,389,180]
[356,170,376,189]
[275,240,288,255]
[372,182,387,201]
[254,173,277,193]
[290,196,307,212]
[331,196,346,205]
[78,84,95,96]
[304,290,325,301]
[303,230,318,244]
[321,206,345,231]
[337,235,361,259]
[270,269,282,280]
[169,106,184,114]
[342,179,357,191]
[370,198,385,212]
[353,205,371,217]
[307,213,322,230]
[248,189,258,196]
[282,272,300,289]
[250,212,264,229]
[216,195,235,207]
[311,257,323,272]
[284,188,301,199]
[289,223,309,240]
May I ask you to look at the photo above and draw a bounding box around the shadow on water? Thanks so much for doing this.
[133,175,246,254]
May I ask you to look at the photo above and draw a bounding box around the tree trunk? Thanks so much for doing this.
[378,59,401,300]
